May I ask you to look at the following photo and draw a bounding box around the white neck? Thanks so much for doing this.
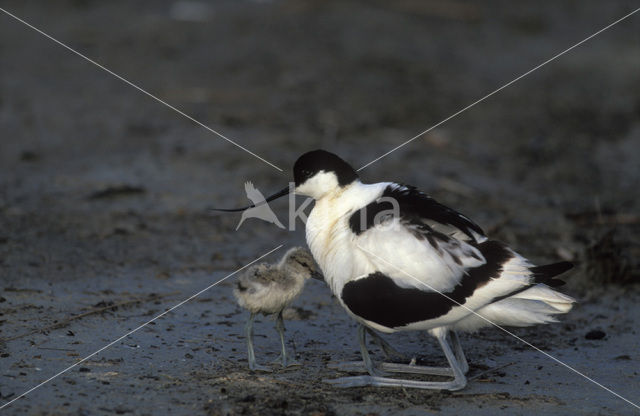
[305,181,390,293]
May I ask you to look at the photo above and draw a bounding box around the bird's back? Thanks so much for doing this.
[234,263,306,315]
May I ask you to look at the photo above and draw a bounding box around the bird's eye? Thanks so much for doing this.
[302,169,312,177]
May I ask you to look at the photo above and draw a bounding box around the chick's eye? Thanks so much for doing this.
[302,169,312,177]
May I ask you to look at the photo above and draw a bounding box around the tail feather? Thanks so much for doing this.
[510,284,575,313]
[453,285,575,332]
[530,261,573,287]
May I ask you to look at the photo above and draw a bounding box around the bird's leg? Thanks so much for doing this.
[245,312,271,372]
[273,311,300,367]
[324,328,467,390]
[450,331,469,374]
[328,325,388,376]
[329,325,448,376]
[366,327,408,361]
[370,331,461,376]
[358,324,389,376]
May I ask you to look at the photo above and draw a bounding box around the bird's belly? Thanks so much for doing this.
[242,283,303,315]
[305,207,362,295]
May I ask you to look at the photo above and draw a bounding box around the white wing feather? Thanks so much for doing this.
[354,217,485,293]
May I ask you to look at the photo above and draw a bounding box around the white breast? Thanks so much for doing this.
[305,182,387,295]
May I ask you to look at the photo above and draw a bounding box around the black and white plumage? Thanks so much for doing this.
[249,149,574,390]
[234,247,320,371]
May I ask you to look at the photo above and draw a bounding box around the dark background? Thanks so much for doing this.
[1,1,639,415]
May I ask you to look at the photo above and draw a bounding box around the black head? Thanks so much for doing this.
[293,150,359,188]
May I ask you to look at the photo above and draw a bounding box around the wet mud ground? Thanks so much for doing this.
[1,1,639,415]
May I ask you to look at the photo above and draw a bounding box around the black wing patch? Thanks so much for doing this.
[348,184,485,241]
[340,240,512,329]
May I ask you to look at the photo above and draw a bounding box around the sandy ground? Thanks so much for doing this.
[1,1,639,415]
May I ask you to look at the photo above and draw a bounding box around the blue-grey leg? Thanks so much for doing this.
[366,327,408,360]
[359,324,388,377]
[324,328,467,390]
[328,325,389,376]
[329,325,450,376]
[245,312,271,372]
[273,310,300,367]
[450,331,468,374]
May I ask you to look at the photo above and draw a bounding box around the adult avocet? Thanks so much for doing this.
[222,150,574,390]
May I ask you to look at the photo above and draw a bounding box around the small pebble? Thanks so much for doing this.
[585,330,606,340]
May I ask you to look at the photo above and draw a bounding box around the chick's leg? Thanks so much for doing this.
[246,312,271,372]
[274,310,301,367]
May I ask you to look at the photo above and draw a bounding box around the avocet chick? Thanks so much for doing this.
[234,247,320,371]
